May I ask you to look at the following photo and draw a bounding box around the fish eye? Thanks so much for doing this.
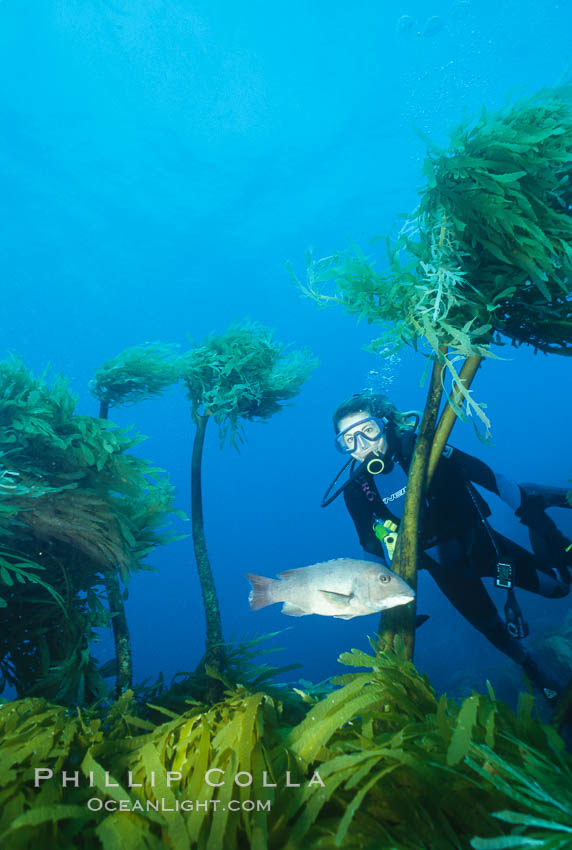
[379,574,391,583]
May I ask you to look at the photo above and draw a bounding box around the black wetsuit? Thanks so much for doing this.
[343,431,572,698]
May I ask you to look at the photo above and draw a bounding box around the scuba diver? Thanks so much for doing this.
[323,391,572,703]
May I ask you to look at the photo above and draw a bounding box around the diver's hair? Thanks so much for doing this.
[332,392,419,437]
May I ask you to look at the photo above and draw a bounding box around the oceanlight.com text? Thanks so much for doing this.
[87,797,272,813]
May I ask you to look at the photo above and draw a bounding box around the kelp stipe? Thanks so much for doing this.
[179,321,317,681]
[91,342,184,694]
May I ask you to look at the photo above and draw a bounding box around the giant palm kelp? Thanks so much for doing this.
[1,640,571,850]
[91,342,183,694]
[296,84,572,656]
[181,321,317,449]
[90,342,182,418]
[179,323,317,681]
[299,83,572,387]
[0,357,177,704]
[418,86,572,356]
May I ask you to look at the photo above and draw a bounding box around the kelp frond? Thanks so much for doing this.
[1,639,572,849]
[90,342,182,409]
[139,631,304,722]
[297,84,572,439]
[0,547,65,611]
[180,321,318,448]
[272,638,572,850]
[298,232,494,437]
[0,357,179,703]
[470,737,572,849]
[0,358,178,581]
[418,83,572,356]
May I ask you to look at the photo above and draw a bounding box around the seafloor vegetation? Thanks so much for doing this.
[1,639,572,850]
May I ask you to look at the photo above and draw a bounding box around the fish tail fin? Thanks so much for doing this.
[246,573,276,610]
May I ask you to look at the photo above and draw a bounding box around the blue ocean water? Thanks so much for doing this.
[1,0,571,703]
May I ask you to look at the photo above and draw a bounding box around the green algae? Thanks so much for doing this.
[0,357,178,704]
[1,639,570,850]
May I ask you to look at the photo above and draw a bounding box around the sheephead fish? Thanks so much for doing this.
[246,558,415,620]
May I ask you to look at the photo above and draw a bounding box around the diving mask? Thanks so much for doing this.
[334,416,388,454]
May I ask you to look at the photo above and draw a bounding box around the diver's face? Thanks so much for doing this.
[336,411,388,461]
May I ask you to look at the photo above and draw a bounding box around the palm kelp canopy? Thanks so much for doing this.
[301,84,572,428]
[90,342,181,411]
[416,83,572,355]
[180,321,318,447]
[0,357,177,703]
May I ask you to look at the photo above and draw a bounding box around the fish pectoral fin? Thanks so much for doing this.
[318,590,353,608]
[281,601,309,617]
